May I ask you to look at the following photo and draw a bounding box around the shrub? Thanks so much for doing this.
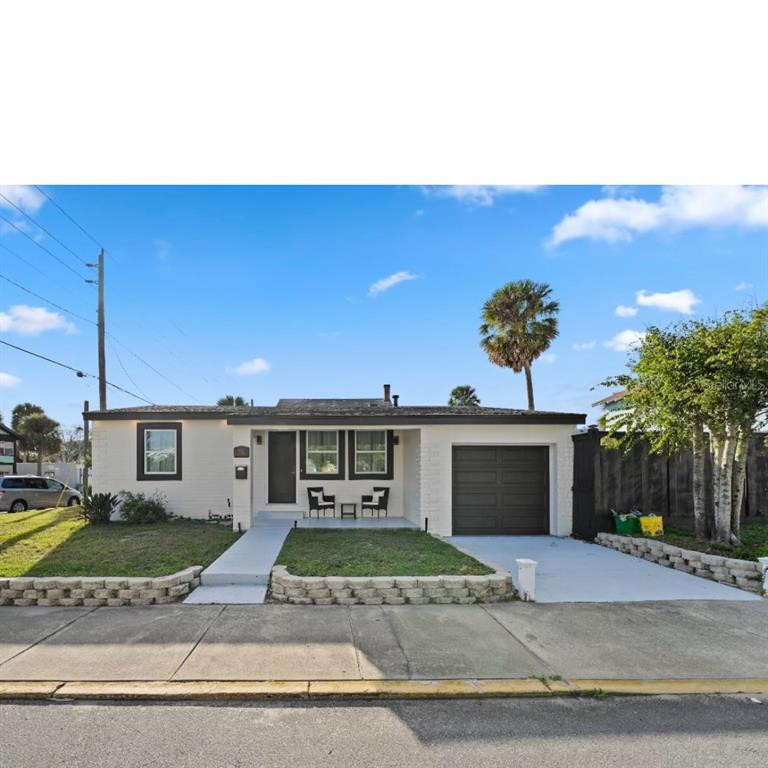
[119,491,172,524]
[80,492,120,525]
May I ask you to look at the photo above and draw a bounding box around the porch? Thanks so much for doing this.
[229,425,423,531]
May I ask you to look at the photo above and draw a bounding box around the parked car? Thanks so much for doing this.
[0,475,82,513]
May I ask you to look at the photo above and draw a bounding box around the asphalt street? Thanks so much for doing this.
[2,695,767,768]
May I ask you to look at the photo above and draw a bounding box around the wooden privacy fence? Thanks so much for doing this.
[572,428,768,539]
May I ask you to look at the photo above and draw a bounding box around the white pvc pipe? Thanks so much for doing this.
[758,557,768,594]
[516,558,537,602]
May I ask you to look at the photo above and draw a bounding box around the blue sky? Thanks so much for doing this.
[1,185,766,428]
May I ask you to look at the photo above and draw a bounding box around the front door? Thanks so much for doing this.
[268,431,296,503]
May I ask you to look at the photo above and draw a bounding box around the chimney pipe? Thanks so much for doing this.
[393,394,399,407]
[383,384,391,403]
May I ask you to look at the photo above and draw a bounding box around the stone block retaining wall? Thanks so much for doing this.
[596,533,764,596]
[269,565,516,605]
[0,566,203,606]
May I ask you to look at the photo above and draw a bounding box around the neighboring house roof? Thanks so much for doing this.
[591,389,629,408]
[0,423,21,440]
[84,401,586,425]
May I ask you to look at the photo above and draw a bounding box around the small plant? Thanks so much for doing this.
[119,491,173,524]
[79,492,120,525]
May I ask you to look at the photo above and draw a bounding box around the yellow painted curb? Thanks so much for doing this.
[472,679,551,697]
[0,681,63,699]
[309,679,479,698]
[0,678,764,701]
[568,679,768,696]
[54,680,309,700]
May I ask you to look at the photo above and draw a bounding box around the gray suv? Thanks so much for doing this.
[0,476,82,513]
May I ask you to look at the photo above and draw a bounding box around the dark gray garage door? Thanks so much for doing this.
[452,446,549,535]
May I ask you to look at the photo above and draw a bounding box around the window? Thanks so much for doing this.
[300,430,345,479]
[25,478,47,489]
[306,431,339,474]
[145,430,177,474]
[45,479,64,491]
[348,430,394,480]
[136,423,182,480]
[355,431,387,473]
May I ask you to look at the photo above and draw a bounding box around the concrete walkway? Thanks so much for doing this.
[0,601,766,682]
[448,535,762,603]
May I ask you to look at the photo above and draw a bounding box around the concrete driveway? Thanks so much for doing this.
[447,535,762,603]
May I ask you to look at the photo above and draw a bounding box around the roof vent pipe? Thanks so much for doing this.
[393,395,399,407]
[383,384,391,403]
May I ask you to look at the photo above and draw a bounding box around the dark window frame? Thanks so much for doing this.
[348,429,394,480]
[136,422,182,481]
[299,430,345,480]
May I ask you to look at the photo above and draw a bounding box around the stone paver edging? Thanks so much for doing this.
[2,677,767,701]
[0,567,203,607]
[269,565,516,605]
[596,533,764,596]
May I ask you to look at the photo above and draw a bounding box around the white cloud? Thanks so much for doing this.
[735,281,753,291]
[233,358,270,375]
[615,304,639,317]
[0,372,21,388]
[636,289,701,315]
[0,185,46,214]
[548,185,768,246]
[368,271,419,297]
[424,185,544,207]
[604,329,646,352]
[0,305,76,335]
[572,340,596,351]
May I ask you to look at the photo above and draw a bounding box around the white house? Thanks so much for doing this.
[87,386,585,536]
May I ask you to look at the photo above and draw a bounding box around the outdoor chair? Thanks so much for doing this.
[307,487,336,517]
[361,486,389,518]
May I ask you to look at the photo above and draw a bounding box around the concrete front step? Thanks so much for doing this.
[184,585,268,604]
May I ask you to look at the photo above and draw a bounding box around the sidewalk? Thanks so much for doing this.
[1,600,767,689]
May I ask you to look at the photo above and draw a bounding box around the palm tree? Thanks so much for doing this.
[217,395,247,407]
[17,413,62,474]
[480,280,559,410]
[448,385,480,407]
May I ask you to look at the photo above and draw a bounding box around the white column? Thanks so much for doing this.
[516,558,537,601]
[231,425,252,530]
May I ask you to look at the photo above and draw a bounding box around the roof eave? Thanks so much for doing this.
[226,413,586,426]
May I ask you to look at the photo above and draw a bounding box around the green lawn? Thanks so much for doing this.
[0,507,240,577]
[275,528,494,577]
[653,521,768,562]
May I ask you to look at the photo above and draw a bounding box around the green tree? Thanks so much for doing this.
[480,280,559,410]
[448,385,480,407]
[11,402,44,431]
[217,395,247,406]
[603,305,768,543]
[18,413,63,475]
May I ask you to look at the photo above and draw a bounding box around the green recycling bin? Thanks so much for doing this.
[613,512,641,535]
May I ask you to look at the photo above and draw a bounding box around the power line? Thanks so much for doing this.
[0,212,92,284]
[106,332,199,402]
[0,339,154,405]
[0,269,198,403]
[33,186,105,250]
[0,192,90,266]
[110,340,153,403]
[0,241,49,279]
[0,272,96,326]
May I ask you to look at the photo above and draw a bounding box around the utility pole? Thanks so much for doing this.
[82,400,90,493]
[86,248,106,410]
[97,248,106,410]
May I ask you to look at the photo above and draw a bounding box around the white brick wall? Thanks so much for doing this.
[417,423,577,537]
[91,419,232,519]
